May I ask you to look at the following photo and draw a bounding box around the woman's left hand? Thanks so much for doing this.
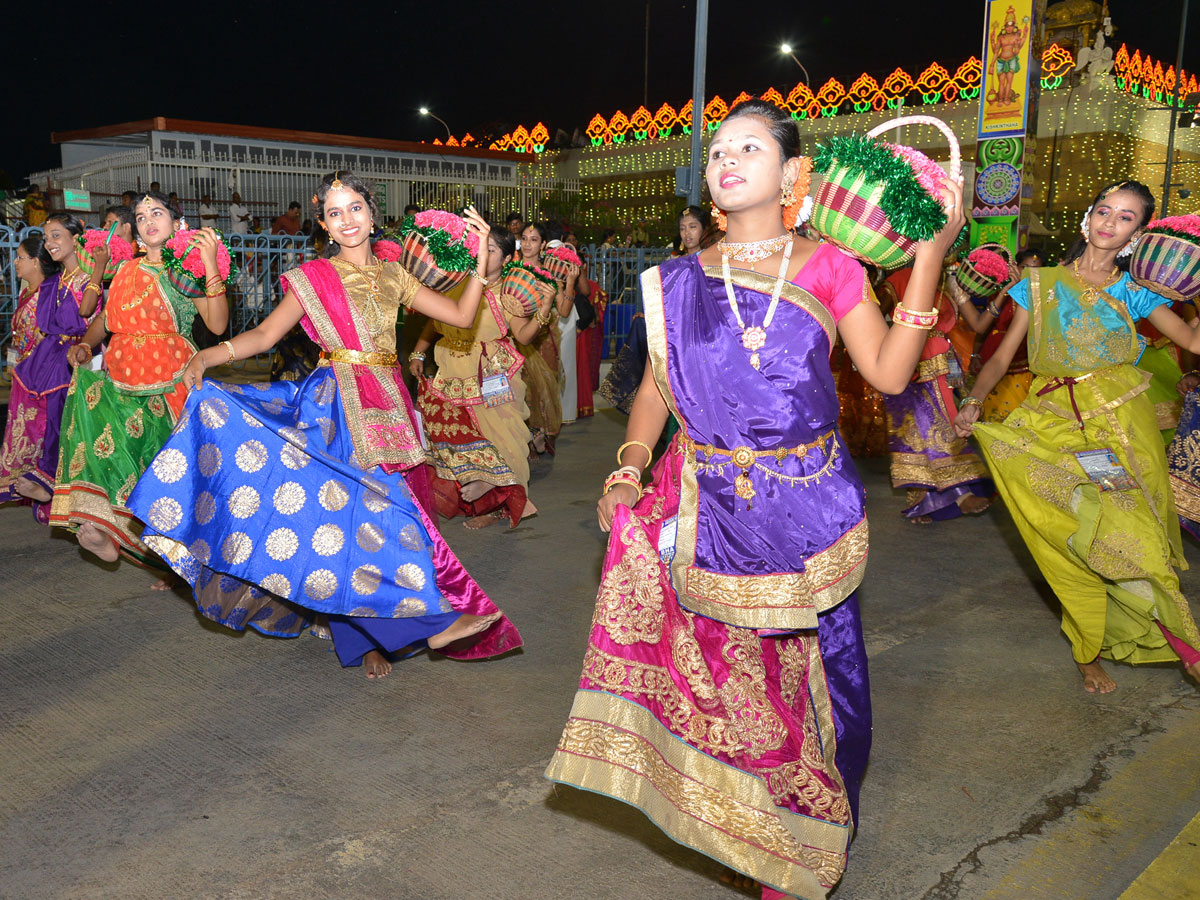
[953,403,980,438]
[192,228,223,276]
[920,176,967,261]
[462,206,490,270]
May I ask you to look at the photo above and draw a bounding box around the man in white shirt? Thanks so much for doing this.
[228,192,250,234]
[198,194,218,230]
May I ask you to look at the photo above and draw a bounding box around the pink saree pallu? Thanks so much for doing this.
[547,249,875,899]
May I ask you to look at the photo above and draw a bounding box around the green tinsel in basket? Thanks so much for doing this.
[397,214,478,272]
[501,259,559,286]
[812,135,948,243]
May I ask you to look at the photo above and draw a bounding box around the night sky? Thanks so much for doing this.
[5,0,1196,184]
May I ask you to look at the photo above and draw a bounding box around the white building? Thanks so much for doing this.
[28,117,577,229]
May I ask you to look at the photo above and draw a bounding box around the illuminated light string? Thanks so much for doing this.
[436,44,1195,154]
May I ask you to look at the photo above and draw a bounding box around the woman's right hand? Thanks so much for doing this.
[90,242,111,272]
[68,342,92,368]
[409,357,425,378]
[953,403,981,438]
[536,281,556,312]
[598,482,639,533]
[182,351,209,391]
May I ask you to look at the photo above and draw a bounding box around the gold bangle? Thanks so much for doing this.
[220,340,236,363]
[959,396,983,410]
[470,271,488,286]
[891,318,931,330]
[617,439,653,468]
[83,282,101,295]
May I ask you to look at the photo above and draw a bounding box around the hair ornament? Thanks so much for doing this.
[1080,205,1093,239]
[311,193,318,205]
[330,179,344,190]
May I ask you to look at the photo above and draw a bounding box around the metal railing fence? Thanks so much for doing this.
[1,229,670,366]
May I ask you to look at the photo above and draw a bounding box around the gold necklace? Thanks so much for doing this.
[337,255,383,294]
[717,233,791,263]
[58,266,81,297]
[1072,259,1119,303]
[721,239,794,369]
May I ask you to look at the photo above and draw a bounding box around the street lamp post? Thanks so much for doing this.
[419,107,453,141]
[780,44,811,88]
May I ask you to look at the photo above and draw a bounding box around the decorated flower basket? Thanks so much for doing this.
[541,243,581,284]
[1129,216,1200,302]
[161,229,238,299]
[955,243,1012,298]
[809,115,960,269]
[75,227,134,281]
[396,210,480,293]
[500,260,556,317]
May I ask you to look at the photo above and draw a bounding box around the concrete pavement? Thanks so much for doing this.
[1,403,1198,900]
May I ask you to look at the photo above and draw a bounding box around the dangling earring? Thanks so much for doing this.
[1117,232,1140,259]
[780,157,815,232]
[711,202,727,232]
[1080,206,1093,240]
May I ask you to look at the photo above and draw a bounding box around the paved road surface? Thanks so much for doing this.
[2,405,1197,899]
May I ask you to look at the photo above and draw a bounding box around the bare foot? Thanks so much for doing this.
[464,509,507,530]
[1077,658,1117,693]
[363,650,393,679]
[909,515,934,525]
[78,522,119,562]
[719,868,758,891]
[460,480,491,503]
[14,477,51,503]
[1185,660,1200,685]
[958,493,993,516]
[427,611,502,649]
[149,575,176,591]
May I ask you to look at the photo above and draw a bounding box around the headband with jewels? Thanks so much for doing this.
[330,179,344,190]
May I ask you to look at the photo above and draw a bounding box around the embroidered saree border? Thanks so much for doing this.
[641,266,867,630]
[699,265,837,347]
[545,690,847,899]
[285,265,426,471]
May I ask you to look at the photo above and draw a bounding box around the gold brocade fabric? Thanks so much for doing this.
[327,258,420,354]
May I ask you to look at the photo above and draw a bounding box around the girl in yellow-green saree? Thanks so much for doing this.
[955,180,1200,694]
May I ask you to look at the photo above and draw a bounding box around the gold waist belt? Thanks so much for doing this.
[318,349,398,368]
[684,430,838,508]
[439,338,476,354]
[916,354,951,381]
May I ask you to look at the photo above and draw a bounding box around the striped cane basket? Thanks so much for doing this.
[809,115,961,270]
[955,243,1013,298]
[501,266,543,317]
[1129,232,1200,302]
[399,231,468,294]
[540,254,579,285]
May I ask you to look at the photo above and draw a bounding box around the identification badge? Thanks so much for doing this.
[1074,448,1137,492]
[481,372,514,408]
[946,352,965,389]
[658,515,678,563]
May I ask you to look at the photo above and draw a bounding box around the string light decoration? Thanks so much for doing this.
[447,45,1193,154]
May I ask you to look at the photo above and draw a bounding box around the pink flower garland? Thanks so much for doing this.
[81,229,134,262]
[1147,215,1200,240]
[967,247,1009,281]
[371,239,403,262]
[888,143,948,205]
[412,209,480,256]
[164,229,234,281]
[544,244,581,266]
